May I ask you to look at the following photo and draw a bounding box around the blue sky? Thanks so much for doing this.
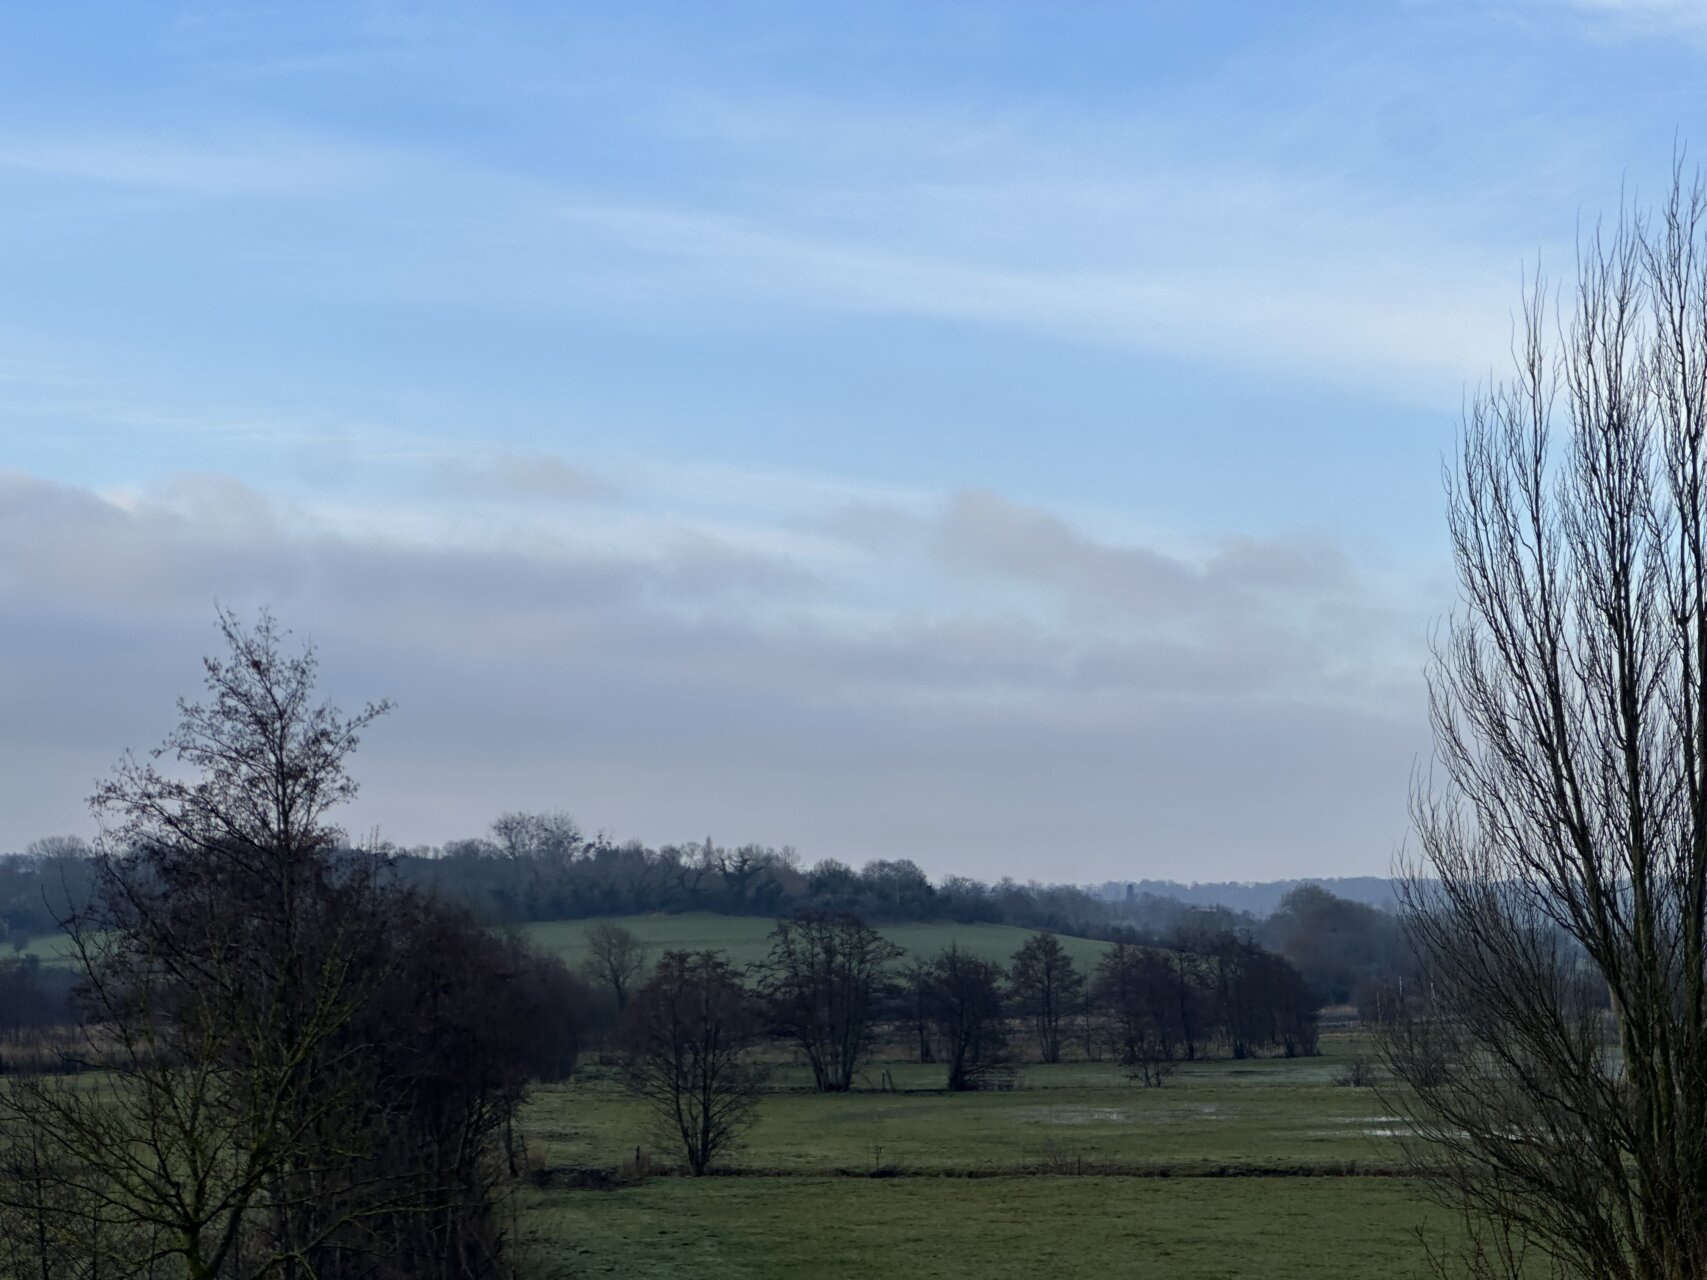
[3,0,1704,879]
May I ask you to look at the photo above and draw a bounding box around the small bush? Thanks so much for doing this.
[617,1145,653,1184]
[1331,1056,1377,1088]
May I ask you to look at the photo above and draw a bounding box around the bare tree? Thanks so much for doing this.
[900,957,935,1063]
[0,608,401,1280]
[1387,168,1707,1279]
[755,912,902,1091]
[929,945,1008,1091]
[1008,932,1084,1064]
[491,810,584,864]
[491,810,586,917]
[581,919,648,1011]
[615,950,766,1175]
[0,608,547,1280]
[1092,940,1181,1084]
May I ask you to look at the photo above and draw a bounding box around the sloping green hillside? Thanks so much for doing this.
[15,931,77,964]
[520,913,1112,972]
[20,912,1113,973]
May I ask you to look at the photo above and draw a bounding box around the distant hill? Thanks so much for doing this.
[521,912,1113,972]
[1094,877,1400,917]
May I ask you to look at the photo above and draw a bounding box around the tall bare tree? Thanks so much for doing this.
[0,608,551,1280]
[0,608,399,1280]
[756,912,902,1091]
[1008,932,1084,1064]
[615,950,766,1175]
[1092,940,1182,1083]
[581,919,648,1011]
[929,945,1008,1091]
[1388,168,1707,1279]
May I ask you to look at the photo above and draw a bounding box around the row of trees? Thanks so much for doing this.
[0,840,1412,1030]
[402,829,1397,1009]
[593,915,1321,1091]
[604,913,1320,1175]
[0,839,96,950]
[395,828,1128,936]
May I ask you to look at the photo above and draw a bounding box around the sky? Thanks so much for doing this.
[3,0,1706,882]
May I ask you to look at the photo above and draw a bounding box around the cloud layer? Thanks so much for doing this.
[0,464,1434,880]
[10,1,1675,880]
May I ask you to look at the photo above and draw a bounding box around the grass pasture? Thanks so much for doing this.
[518,1175,1448,1280]
[523,1047,1401,1177]
[15,930,78,964]
[515,1035,1460,1278]
[19,911,1453,1275]
[519,912,1115,972]
[502,914,1448,1276]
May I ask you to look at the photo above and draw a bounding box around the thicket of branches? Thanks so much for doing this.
[1387,168,1707,1279]
[614,950,767,1176]
[0,610,592,1280]
[755,913,904,1092]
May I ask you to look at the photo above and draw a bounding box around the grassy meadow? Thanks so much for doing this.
[522,1047,1400,1176]
[518,912,1115,971]
[508,909,1445,1278]
[517,1176,1448,1280]
[514,1039,1451,1279]
[19,911,1451,1275]
[18,908,1111,972]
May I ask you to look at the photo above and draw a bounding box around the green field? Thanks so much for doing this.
[25,911,1449,1274]
[509,909,1435,1276]
[519,912,1114,972]
[517,1176,1448,1280]
[523,1048,1398,1176]
[19,909,1112,974]
[15,931,78,963]
[515,1037,1452,1278]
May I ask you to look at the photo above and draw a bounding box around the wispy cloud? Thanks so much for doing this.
[1422,0,1707,38]
[1545,0,1707,23]
[425,451,613,504]
[0,87,1541,400]
[0,127,396,200]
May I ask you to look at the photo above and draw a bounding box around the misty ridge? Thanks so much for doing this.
[0,807,1414,1039]
[0,842,1401,945]
[1095,877,1399,917]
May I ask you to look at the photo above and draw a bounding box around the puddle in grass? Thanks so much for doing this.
[1021,1106,1131,1125]
[1302,1118,1414,1139]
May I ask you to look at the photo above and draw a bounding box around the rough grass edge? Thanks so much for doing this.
[533,1159,1411,1187]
